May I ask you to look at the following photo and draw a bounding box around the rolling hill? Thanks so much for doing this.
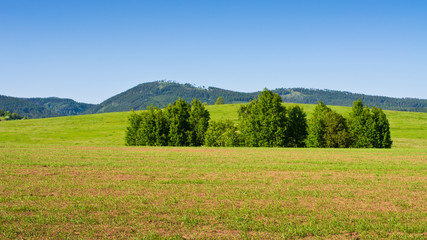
[1,81,426,118]
[0,95,95,118]
[27,97,94,116]
[85,81,427,114]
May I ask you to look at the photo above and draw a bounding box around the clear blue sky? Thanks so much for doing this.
[1,0,426,104]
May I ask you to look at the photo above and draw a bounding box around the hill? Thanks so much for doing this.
[85,81,427,114]
[27,97,95,116]
[275,88,427,112]
[0,95,59,118]
[0,95,95,118]
[2,81,426,118]
[84,81,257,114]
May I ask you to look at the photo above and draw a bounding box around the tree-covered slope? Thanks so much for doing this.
[0,95,94,118]
[275,88,427,112]
[2,81,426,118]
[27,97,95,116]
[0,95,59,118]
[84,81,257,114]
[85,81,427,114]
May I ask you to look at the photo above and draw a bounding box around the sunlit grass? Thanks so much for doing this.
[0,145,425,239]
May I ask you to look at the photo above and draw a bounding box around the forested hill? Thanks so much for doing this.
[1,81,426,118]
[275,88,427,112]
[0,95,94,118]
[84,81,257,114]
[85,81,427,114]
[27,97,94,116]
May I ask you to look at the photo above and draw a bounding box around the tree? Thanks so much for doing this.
[238,89,287,147]
[348,100,392,148]
[349,99,373,148]
[370,107,392,148]
[165,98,191,146]
[306,102,330,148]
[306,101,351,148]
[125,110,143,146]
[138,106,169,146]
[286,105,308,147]
[323,111,352,148]
[215,96,224,105]
[189,98,210,146]
[205,120,239,147]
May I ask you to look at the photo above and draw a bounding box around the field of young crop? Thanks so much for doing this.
[0,104,426,239]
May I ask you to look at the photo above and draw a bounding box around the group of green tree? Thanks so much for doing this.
[0,109,26,121]
[125,98,210,146]
[125,90,392,148]
[305,100,392,148]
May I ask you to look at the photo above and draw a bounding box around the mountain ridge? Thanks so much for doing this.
[1,81,426,118]
[0,95,95,118]
[85,81,427,114]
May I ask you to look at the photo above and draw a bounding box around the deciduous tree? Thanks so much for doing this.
[238,89,287,147]
[189,98,210,146]
[286,105,308,147]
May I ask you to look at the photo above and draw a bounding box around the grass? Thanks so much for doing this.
[0,103,426,239]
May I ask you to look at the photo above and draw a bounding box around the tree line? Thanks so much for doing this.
[0,109,26,121]
[125,90,392,148]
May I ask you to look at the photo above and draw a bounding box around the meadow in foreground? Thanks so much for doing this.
[0,144,426,239]
[0,104,426,239]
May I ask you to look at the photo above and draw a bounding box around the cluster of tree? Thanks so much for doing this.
[125,90,393,148]
[0,109,26,121]
[125,98,210,146]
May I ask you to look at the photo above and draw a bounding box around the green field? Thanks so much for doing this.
[0,104,426,239]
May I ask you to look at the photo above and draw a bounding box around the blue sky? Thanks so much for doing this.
[1,0,426,103]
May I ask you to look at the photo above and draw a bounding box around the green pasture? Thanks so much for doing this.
[0,103,426,239]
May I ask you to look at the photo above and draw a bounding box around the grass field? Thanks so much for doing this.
[0,104,426,239]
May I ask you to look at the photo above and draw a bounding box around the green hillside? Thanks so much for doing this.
[0,103,425,149]
[85,81,427,114]
[27,97,95,116]
[0,95,94,118]
[84,81,256,114]
[0,95,59,118]
[2,81,426,119]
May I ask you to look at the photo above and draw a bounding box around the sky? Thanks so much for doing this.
[1,0,426,104]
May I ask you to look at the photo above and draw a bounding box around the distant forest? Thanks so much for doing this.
[88,81,427,114]
[1,81,426,118]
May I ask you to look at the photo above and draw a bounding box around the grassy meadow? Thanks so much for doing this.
[0,103,426,239]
